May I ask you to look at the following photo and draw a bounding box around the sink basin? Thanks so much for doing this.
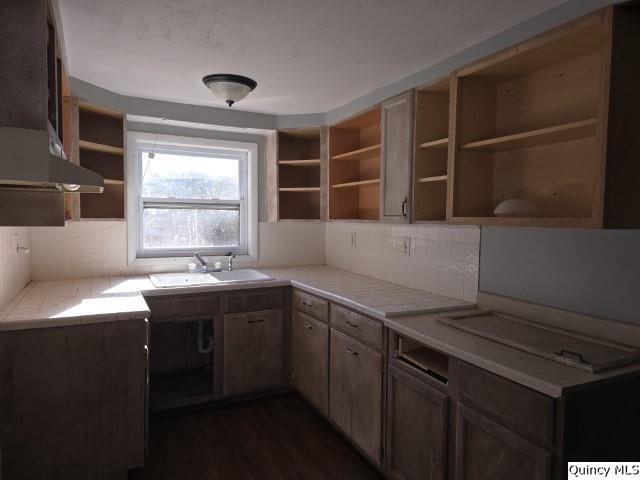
[210,269,273,283]
[149,269,272,288]
[149,272,219,288]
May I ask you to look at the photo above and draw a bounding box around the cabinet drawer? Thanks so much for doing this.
[458,362,555,447]
[147,294,218,321]
[331,303,382,350]
[292,289,328,323]
[224,288,284,313]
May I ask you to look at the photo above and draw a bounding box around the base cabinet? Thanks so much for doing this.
[291,311,329,415]
[386,366,448,480]
[329,329,383,465]
[223,309,284,396]
[455,403,552,480]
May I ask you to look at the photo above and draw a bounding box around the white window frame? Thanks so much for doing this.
[126,132,258,262]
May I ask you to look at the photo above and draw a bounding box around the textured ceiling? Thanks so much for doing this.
[58,0,567,115]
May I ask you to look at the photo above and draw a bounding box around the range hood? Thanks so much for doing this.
[0,126,104,193]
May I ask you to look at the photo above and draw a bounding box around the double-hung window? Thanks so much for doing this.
[129,133,257,259]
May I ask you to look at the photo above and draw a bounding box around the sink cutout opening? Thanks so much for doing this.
[397,336,449,384]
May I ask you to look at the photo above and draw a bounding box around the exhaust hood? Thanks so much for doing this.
[0,126,104,193]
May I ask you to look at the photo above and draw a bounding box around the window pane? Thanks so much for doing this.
[141,151,240,200]
[142,208,239,249]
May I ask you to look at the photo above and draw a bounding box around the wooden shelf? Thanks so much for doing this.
[78,101,123,119]
[460,118,598,152]
[79,140,124,155]
[278,159,320,167]
[104,179,125,185]
[279,187,320,192]
[419,138,449,149]
[417,175,448,184]
[332,144,381,162]
[332,179,380,189]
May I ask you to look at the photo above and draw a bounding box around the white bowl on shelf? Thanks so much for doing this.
[493,198,539,217]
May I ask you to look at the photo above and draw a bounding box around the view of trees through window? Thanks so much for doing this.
[140,151,242,250]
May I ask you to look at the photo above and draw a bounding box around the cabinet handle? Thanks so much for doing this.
[303,323,313,330]
[248,318,264,324]
[302,300,312,307]
[401,197,408,217]
[345,320,358,328]
[346,348,359,356]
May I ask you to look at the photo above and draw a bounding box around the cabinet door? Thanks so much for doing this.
[330,330,383,465]
[223,309,284,396]
[292,311,329,415]
[455,403,552,480]
[387,367,448,480]
[380,90,414,223]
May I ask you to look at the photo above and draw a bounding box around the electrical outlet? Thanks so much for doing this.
[402,237,411,257]
[350,232,357,248]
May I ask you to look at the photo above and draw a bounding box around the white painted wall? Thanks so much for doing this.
[0,227,31,309]
[325,223,480,302]
[29,220,325,280]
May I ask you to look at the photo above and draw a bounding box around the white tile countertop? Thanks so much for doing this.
[0,266,471,331]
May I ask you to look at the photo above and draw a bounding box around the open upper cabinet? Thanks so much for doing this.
[413,78,451,223]
[448,5,640,228]
[66,99,126,221]
[328,107,382,220]
[266,127,327,221]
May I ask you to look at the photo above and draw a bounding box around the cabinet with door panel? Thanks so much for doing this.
[386,366,448,480]
[380,91,414,223]
[223,309,285,396]
[329,329,384,466]
[291,310,329,415]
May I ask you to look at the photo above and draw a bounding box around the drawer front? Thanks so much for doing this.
[458,362,555,447]
[292,289,328,323]
[225,288,284,313]
[147,294,218,320]
[330,303,382,350]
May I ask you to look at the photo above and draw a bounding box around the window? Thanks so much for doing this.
[128,133,258,259]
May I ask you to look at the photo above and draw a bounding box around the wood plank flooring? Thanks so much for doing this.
[129,393,383,480]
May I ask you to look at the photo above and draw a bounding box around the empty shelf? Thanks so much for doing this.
[279,187,320,192]
[332,144,381,162]
[417,175,448,184]
[103,179,125,185]
[419,138,449,149]
[460,118,598,152]
[332,179,380,189]
[79,140,124,155]
[279,159,321,167]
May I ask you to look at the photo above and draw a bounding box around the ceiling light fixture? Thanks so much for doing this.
[202,74,257,107]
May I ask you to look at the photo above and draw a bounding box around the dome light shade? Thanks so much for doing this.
[202,74,257,107]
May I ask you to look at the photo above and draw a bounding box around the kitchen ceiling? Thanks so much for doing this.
[58,0,566,115]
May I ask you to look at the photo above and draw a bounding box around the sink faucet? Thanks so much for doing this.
[193,252,208,272]
[227,252,236,271]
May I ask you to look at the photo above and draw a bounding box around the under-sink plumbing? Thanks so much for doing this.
[197,320,213,354]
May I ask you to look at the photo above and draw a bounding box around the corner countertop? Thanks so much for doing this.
[0,266,471,331]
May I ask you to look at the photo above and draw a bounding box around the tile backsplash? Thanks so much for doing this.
[325,222,480,302]
[30,220,325,281]
[0,227,31,309]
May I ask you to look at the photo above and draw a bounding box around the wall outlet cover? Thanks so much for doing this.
[402,237,411,256]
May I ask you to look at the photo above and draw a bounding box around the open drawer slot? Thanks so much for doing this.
[397,336,449,384]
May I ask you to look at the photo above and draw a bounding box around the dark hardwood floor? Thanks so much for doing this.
[129,393,384,480]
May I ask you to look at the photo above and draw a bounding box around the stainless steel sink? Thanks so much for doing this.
[149,269,272,288]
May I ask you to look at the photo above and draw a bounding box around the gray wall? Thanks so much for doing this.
[479,227,640,325]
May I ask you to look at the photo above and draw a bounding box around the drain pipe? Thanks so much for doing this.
[197,320,213,354]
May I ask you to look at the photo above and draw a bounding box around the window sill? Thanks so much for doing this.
[129,253,258,267]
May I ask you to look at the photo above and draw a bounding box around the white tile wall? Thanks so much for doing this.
[0,227,31,309]
[30,220,326,281]
[325,222,480,302]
